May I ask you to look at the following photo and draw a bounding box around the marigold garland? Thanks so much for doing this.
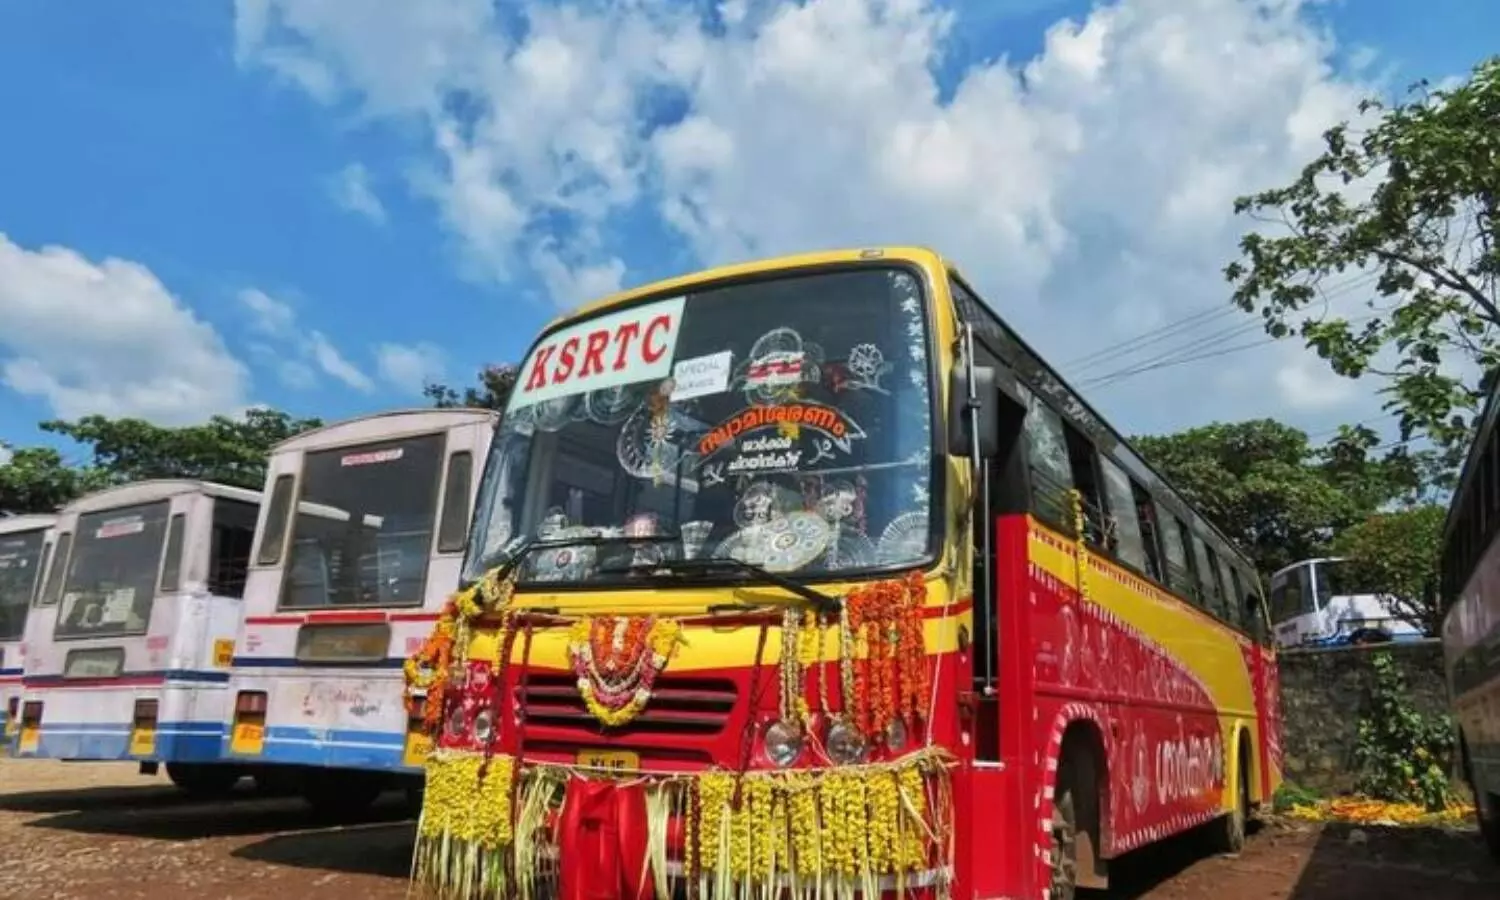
[838,572,931,740]
[403,568,519,737]
[567,615,682,727]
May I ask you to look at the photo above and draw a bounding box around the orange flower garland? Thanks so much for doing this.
[403,567,518,736]
[841,572,930,740]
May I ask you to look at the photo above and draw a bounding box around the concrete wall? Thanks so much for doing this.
[1278,639,1452,795]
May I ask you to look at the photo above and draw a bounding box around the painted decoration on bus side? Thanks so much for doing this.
[512,296,686,409]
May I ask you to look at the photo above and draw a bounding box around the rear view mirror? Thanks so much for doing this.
[949,364,1000,459]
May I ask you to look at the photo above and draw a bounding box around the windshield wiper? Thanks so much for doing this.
[472,529,682,578]
[597,556,840,616]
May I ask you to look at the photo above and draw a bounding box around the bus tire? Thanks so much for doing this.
[1048,758,1081,900]
[1462,738,1500,862]
[166,763,243,799]
[302,771,385,819]
[1207,741,1250,856]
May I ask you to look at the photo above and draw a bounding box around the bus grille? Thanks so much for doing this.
[515,673,737,736]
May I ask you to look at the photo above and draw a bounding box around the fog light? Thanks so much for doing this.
[445,707,467,740]
[825,717,867,764]
[763,720,803,767]
[473,709,494,744]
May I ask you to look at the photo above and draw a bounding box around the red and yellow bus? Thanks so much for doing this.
[1439,373,1500,860]
[403,247,1282,899]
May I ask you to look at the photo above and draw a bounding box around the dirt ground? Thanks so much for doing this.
[0,759,1496,900]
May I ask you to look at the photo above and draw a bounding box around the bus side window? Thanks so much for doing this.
[1197,539,1229,620]
[39,532,72,607]
[1098,455,1148,573]
[255,474,296,566]
[1154,504,1193,598]
[1216,553,1241,629]
[1062,424,1107,545]
[1132,481,1165,583]
[30,542,53,606]
[1174,516,1203,605]
[210,500,258,598]
[1019,386,1075,530]
[159,513,187,593]
[437,451,475,554]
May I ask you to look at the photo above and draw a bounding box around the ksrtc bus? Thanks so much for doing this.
[225,408,496,813]
[1268,556,1424,648]
[1439,374,1500,860]
[1,514,55,747]
[15,480,260,795]
[401,247,1282,900]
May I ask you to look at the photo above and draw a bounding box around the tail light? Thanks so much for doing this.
[132,698,159,727]
[235,691,267,715]
[5,697,16,722]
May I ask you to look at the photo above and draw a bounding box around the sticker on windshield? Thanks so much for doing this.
[512,296,686,410]
[697,402,865,459]
[96,517,144,539]
[669,350,733,402]
[342,447,404,467]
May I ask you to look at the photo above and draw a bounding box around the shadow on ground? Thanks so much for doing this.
[18,784,415,849]
[1286,823,1500,900]
[232,820,416,880]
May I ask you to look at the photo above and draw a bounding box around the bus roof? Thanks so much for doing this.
[548,246,948,331]
[273,407,499,454]
[0,513,56,536]
[59,479,262,515]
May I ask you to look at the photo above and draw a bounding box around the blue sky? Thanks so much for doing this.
[0,0,1496,461]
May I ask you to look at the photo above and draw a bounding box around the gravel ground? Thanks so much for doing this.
[1,759,1496,899]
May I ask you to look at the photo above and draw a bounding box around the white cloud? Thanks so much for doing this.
[375,341,447,394]
[329,162,387,224]
[235,0,1389,431]
[0,444,12,467]
[236,288,374,392]
[0,234,249,424]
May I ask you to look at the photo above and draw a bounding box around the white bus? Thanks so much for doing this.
[1268,556,1425,648]
[2,513,55,748]
[224,408,496,814]
[14,480,261,796]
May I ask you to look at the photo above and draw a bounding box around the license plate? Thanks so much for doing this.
[18,725,38,754]
[576,749,639,772]
[403,731,433,767]
[231,721,264,755]
[128,727,156,756]
[213,639,234,668]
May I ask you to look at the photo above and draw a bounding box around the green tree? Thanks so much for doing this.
[0,446,110,515]
[1331,504,1446,636]
[40,407,321,492]
[424,363,517,411]
[1225,56,1500,467]
[1134,418,1424,574]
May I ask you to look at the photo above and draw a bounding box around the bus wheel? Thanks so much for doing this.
[1463,742,1500,861]
[1208,743,1249,855]
[166,763,243,799]
[302,771,385,820]
[1049,758,1081,900]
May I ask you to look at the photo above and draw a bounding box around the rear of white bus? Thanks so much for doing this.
[0,516,55,752]
[15,481,260,796]
[225,409,495,813]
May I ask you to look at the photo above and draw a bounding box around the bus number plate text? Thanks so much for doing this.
[128,726,156,756]
[231,722,264,755]
[404,731,433,767]
[575,749,639,772]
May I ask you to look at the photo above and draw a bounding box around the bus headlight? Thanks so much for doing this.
[825,718,867,765]
[885,717,908,753]
[445,707,467,740]
[763,720,803,767]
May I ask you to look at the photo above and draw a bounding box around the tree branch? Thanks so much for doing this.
[1375,247,1500,324]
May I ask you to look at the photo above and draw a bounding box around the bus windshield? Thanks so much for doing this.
[0,528,46,641]
[280,433,445,608]
[56,502,170,639]
[465,266,936,587]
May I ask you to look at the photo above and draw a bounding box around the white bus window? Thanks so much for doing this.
[56,502,170,639]
[436,451,475,554]
[1269,564,1313,624]
[255,474,296,566]
[281,433,444,608]
[159,514,187,593]
[38,532,71,607]
[210,500,258,598]
[0,529,46,641]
